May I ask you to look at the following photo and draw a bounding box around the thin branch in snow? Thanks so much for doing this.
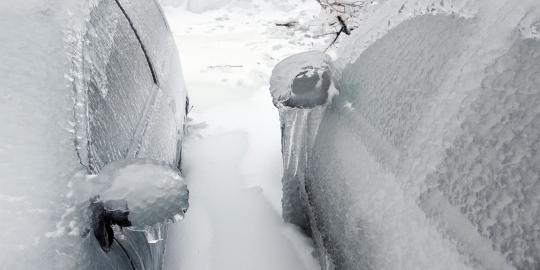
[324,15,352,52]
[275,21,298,28]
[337,15,351,35]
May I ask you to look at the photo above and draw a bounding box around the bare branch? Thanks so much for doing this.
[275,21,298,28]
[324,15,352,51]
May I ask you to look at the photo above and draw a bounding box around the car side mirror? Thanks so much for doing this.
[270,51,337,109]
[85,159,189,252]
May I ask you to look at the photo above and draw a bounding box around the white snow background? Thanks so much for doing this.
[160,0,325,269]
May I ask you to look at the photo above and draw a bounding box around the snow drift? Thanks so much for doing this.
[272,1,540,269]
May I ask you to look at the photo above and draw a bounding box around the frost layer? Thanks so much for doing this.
[270,51,336,109]
[270,51,336,261]
[0,0,187,269]
[97,159,189,230]
[273,1,540,270]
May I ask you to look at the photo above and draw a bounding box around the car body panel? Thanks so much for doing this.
[0,0,187,269]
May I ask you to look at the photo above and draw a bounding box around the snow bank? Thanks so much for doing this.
[274,0,540,269]
[164,134,317,270]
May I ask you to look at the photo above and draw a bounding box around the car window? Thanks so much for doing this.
[84,0,156,172]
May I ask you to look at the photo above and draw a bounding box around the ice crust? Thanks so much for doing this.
[269,51,336,247]
[71,159,189,256]
[270,51,336,110]
[96,159,189,230]
[273,1,540,270]
[0,0,187,269]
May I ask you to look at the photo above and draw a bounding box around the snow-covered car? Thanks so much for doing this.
[272,4,540,270]
[1,0,187,269]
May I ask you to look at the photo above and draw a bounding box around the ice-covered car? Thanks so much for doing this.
[0,0,188,269]
[272,2,540,270]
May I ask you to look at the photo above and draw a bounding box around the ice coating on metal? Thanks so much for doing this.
[269,51,336,109]
[270,51,335,263]
[273,1,540,269]
[98,159,189,232]
[0,0,188,268]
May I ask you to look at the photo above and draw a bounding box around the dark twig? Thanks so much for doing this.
[325,29,342,52]
[275,21,298,28]
[337,15,351,35]
[324,15,351,52]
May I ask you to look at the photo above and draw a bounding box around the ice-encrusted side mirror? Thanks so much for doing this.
[270,51,337,109]
[84,159,189,252]
[268,51,338,235]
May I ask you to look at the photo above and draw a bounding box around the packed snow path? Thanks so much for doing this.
[161,1,325,269]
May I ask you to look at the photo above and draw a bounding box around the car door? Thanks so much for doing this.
[79,0,177,269]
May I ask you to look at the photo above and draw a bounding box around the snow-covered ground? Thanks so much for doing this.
[160,1,325,269]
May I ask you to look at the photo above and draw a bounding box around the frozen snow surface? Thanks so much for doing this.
[159,0,231,12]
[273,0,540,270]
[160,1,323,269]
[186,0,232,13]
